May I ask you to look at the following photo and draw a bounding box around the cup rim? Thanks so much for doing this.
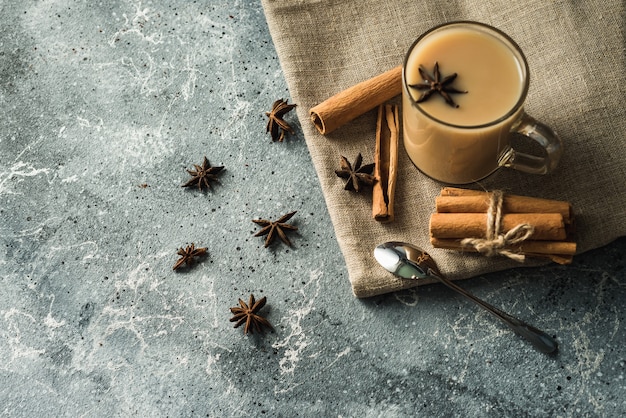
[402,21,530,129]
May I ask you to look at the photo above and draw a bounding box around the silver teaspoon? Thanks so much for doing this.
[374,241,558,354]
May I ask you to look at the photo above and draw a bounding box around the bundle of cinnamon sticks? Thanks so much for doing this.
[430,188,576,264]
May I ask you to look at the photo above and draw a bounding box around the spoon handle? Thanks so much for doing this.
[430,272,558,354]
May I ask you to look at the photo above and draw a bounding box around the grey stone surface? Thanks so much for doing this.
[1,1,625,416]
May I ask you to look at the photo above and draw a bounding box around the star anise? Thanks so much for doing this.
[409,62,467,108]
[173,243,207,270]
[229,294,273,334]
[335,153,376,192]
[265,99,297,142]
[252,211,298,247]
[182,156,224,191]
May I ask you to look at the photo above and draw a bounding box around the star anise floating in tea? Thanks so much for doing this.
[173,243,207,270]
[409,62,467,108]
[252,211,298,247]
[265,99,297,142]
[182,156,224,191]
[335,153,376,192]
[229,294,273,334]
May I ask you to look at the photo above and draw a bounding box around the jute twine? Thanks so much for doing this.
[461,190,534,262]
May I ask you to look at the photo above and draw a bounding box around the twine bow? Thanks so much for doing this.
[460,190,534,262]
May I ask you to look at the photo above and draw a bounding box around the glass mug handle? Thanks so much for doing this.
[500,112,563,174]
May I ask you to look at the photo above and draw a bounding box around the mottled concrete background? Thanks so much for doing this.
[1,1,624,416]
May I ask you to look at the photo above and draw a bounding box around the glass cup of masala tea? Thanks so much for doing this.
[402,21,563,185]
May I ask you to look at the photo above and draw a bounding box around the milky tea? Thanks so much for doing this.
[402,22,562,184]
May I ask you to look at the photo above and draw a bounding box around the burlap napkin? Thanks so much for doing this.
[261,0,626,297]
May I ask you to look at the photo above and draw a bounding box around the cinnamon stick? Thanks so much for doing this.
[372,104,399,222]
[430,238,577,256]
[437,187,573,224]
[309,66,402,135]
[429,213,567,241]
[430,238,575,264]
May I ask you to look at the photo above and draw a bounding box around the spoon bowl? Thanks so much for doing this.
[374,241,558,354]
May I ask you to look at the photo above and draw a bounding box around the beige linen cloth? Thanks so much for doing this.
[261,0,626,297]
